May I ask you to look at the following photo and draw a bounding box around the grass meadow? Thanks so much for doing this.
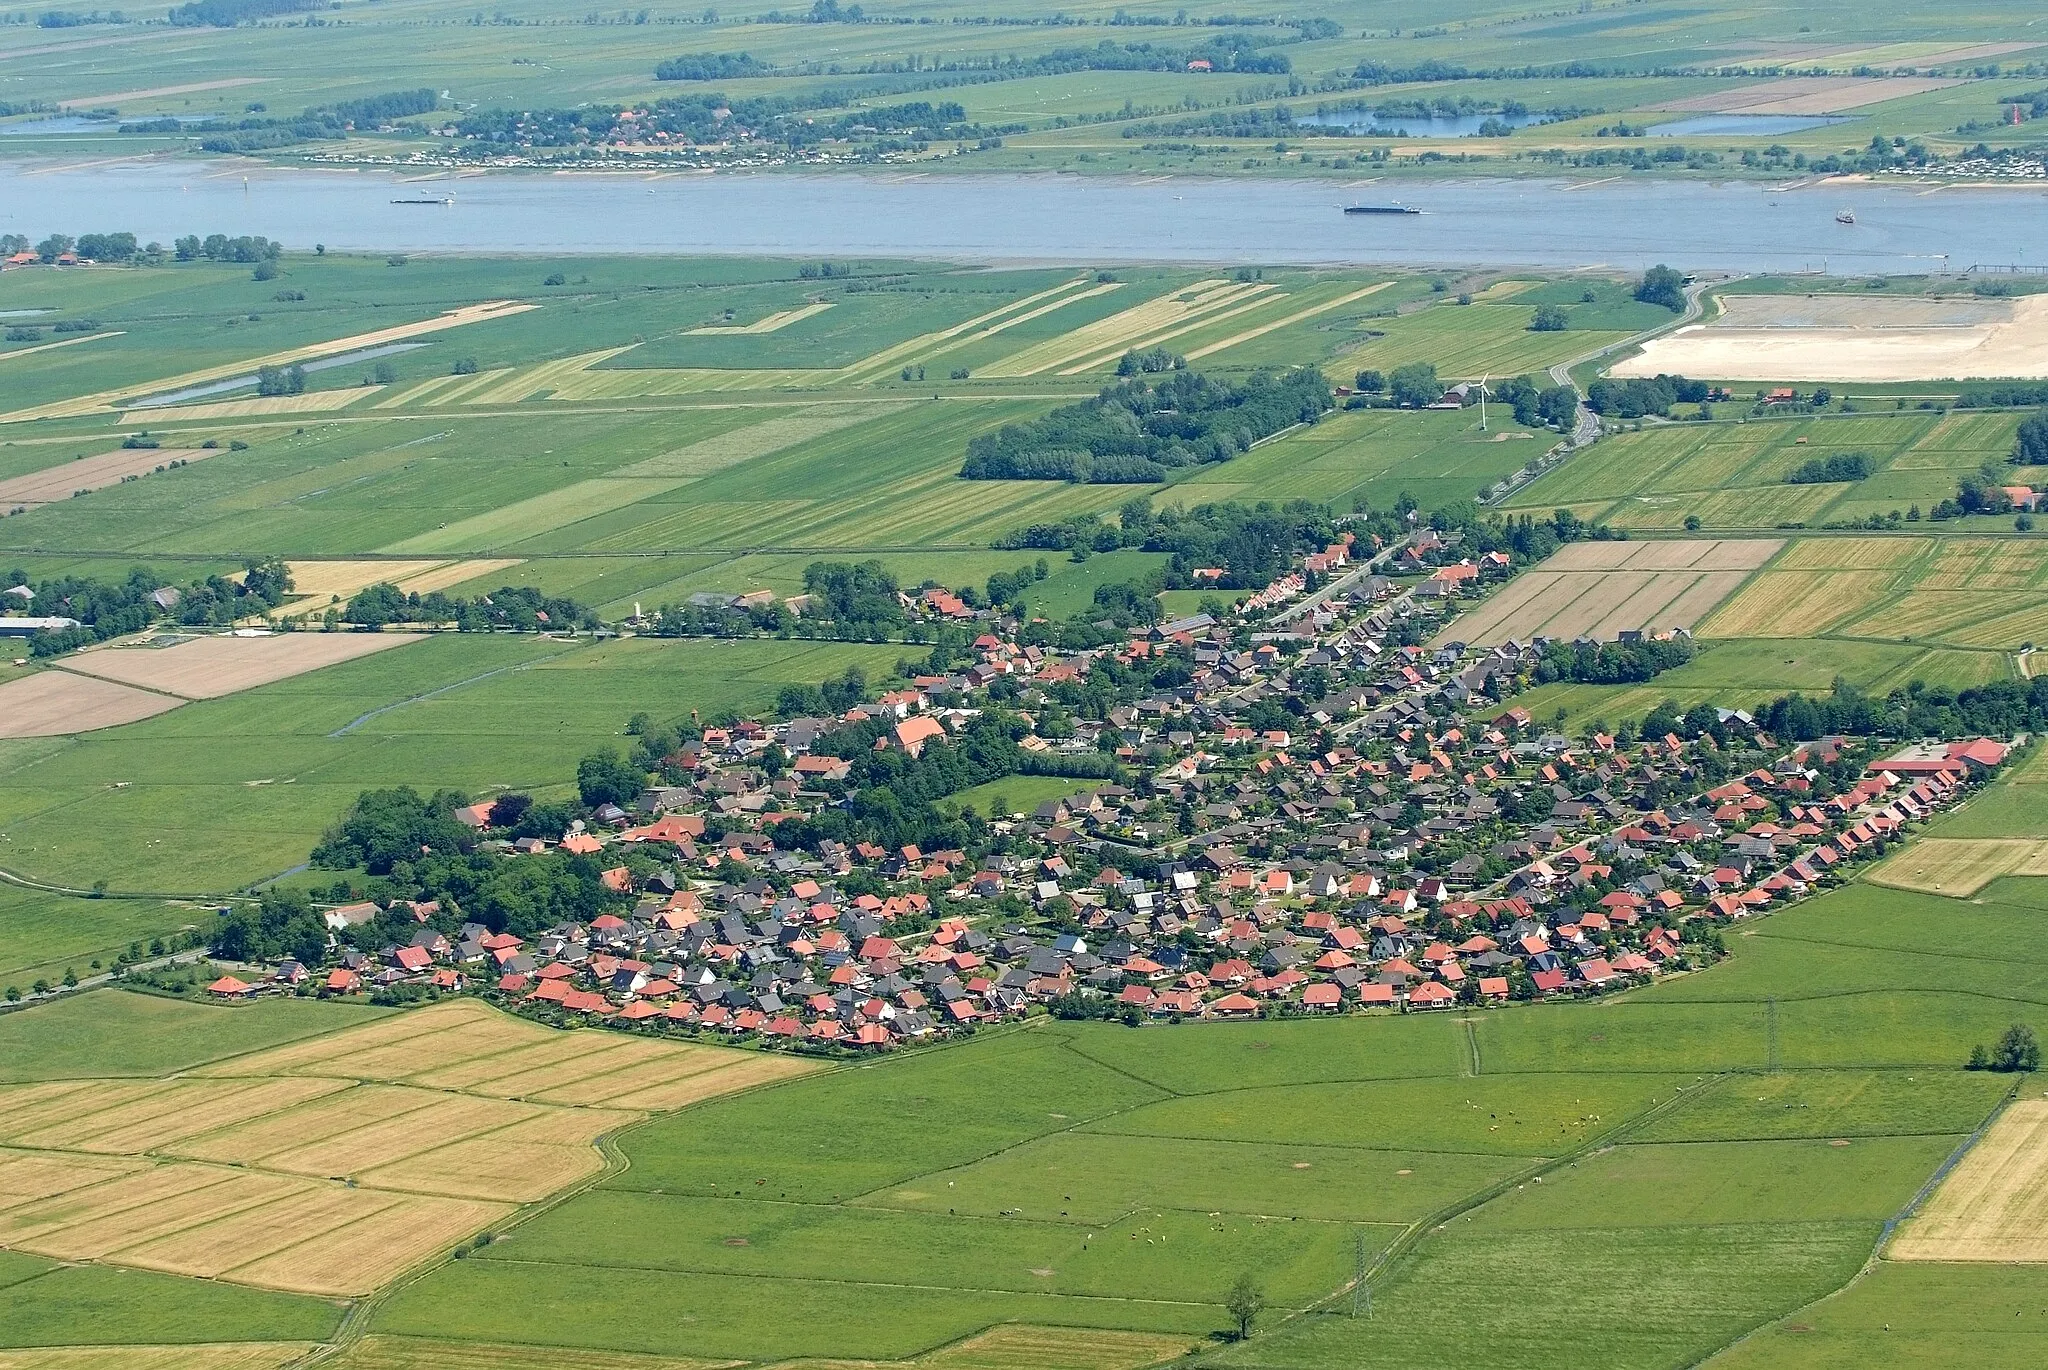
[0,633,903,893]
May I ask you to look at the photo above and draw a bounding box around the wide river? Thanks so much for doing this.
[4,161,2047,272]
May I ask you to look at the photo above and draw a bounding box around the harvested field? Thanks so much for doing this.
[355,1137,606,1202]
[1698,570,1892,639]
[1434,540,1779,648]
[0,1344,318,1370]
[1056,285,1281,376]
[0,447,213,509]
[56,632,422,700]
[4,999,814,1295]
[281,560,452,598]
[172,1085,442,1166]
[1893,1100,2048,1262]
[1538,539,1780,572]
[686,301,833,335]
[1866,839,2048,898]
[114,1183,407,1279]
[598,1054,817,1111]
[258,1094,543,1179]
[29,1169,305,1261]
[1647,75,1961,114]
[3,1078,348,1154]
[1614,294,2048,382]
[0,1149,142,1205]
[125,389,380,424]
[0,671,183,738]
[224,1190,512,1295]
[0,1162,235,1248]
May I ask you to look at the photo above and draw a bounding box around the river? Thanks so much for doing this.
[3,160,2045,272]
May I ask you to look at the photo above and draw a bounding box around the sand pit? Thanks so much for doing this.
[1648,75,1961,115]
[56,631,422,700]
[0,671,185,737]
[1614,294,2048,383]
[0,447,213,509]
[1894,1099,2048,1262]
[1434,539,1780,647]
[1866,838,2048,897]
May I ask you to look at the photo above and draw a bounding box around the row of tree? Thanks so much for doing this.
[342,583,595,632]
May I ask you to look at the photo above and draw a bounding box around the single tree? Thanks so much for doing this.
[1993,1023,2041,1073]
[1226,1272,1266,1341]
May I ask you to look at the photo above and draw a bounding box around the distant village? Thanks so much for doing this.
[200,529,2016,1047]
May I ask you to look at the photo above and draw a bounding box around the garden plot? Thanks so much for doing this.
[1614,293,2048,382]
[1435,539,1779,647]
[0,671,184,738]
[1893,1099,2048,1262]
[0,446,213,509]
[55,631,423,700]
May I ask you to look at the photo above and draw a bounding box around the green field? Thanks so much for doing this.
[357,877,2041,1364]
[1502,410,2023,533]
[1506,635,2014,735]
[0,634,903,892]
[2,874,2044,1363]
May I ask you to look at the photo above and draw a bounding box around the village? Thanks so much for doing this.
[196,529,2017,1048]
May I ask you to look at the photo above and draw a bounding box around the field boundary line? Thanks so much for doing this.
[1686,1084,2022,1368]
[1247,1078,1718,1348]
[328,648,579,737]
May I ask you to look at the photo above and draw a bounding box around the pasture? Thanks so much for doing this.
[363,877,2040,1364]
[0,633,904,892]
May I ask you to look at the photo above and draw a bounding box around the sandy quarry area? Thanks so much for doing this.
[1893,1099,2048,1262]
[1433,538,1781,648]
[1613,293,2048,383]
[56,632,421,700]
[0,671,184,738]
[0,447,215,510]
[1647,75,1961,115]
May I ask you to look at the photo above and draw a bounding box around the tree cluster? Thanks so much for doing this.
[1585,373,1707,419]
[1786,452,1873,485]
[343,583,594,632]
[960,367,1332,484]
[8,559,292,656]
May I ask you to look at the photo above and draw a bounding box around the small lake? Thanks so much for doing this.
[1296,110,1547,137]
[1648,114,1854,138]
[3,162,2047,273]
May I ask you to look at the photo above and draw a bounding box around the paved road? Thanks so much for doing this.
[1268,532,1416,628]
[3,948,210,1005]
[1545,280,1711,449]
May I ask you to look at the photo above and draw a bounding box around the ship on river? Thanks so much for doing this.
[1344,203,1421,215]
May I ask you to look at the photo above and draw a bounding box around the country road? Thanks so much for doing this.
[1546,279,1711,448]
